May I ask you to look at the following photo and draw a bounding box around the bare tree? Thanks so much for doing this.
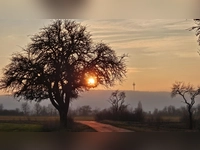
[0,20,127,127]
[33,103,42,116]
[108,90,128,113]
[171,81,200,129]
[21,102,30,116]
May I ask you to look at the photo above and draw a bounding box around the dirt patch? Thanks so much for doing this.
[77,121,132,132]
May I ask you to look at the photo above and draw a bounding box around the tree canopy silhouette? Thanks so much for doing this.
[0,20,127,127]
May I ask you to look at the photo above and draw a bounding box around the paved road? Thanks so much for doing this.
[77,121,132,132]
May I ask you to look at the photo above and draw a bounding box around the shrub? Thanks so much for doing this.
[95,108,145,122]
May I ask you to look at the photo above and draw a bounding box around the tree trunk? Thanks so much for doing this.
[58,97,70,128]
[59,109,68,128]
[188,107,193,130]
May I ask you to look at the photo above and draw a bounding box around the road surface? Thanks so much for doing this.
[77,121,132,132]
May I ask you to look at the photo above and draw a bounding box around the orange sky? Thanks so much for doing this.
[0,19,199,93]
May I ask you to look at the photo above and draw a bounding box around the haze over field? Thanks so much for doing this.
[1,90,200,112]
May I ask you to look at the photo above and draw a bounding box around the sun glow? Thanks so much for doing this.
[87,77,96,86]
[84,72,98,88]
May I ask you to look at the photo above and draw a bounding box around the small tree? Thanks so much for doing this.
[33,103,42,116]
[0,20,127,127]
[171,81,200,129]
[21,102,30,116]
[92,107,100,115]
[134,101,144,122]
[0,104,3,111]
[108,90,128,113]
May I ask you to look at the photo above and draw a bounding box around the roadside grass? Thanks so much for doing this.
[99,119,194,132]
[0,115,95,122]
[0,116,59,122]
[0,123,43,132]
[156,116,180,122]
[71,122,96,132]
[99,120,153,132]
[95,116,194,132]
[0,116,96,132]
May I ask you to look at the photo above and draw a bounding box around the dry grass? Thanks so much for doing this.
[0,116,59,121]
[160,116,180,122]
[73,116,95,121]
[0,116,96,132]
[0,123,43,132]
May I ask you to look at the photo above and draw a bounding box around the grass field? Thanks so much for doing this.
[99,119,200,132]
[0,116,59,122]
[0,123,43,132]
[74,116,95,121]
[153,116,180,122]
[0,116,96,132]
[0,115,95,122]
[97,115,200,132]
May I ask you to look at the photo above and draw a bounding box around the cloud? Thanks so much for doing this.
[80,20,196,57]
[83,20,194,41]
[127,67,158,73]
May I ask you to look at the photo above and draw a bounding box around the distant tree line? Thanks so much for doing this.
[0,109,24,116]
[92,90,200,127]
[0,103,23,116]
[67,89,200,130]
[1,90,200,129]
[68,105,100,117]
[1,98,200,121]
[0,103,58,116]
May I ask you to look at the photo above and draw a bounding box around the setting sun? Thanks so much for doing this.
[87,77,96,86]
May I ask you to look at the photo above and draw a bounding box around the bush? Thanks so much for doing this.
[95,108,145,122]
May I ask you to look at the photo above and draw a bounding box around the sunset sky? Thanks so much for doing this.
[0,19,199,92]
